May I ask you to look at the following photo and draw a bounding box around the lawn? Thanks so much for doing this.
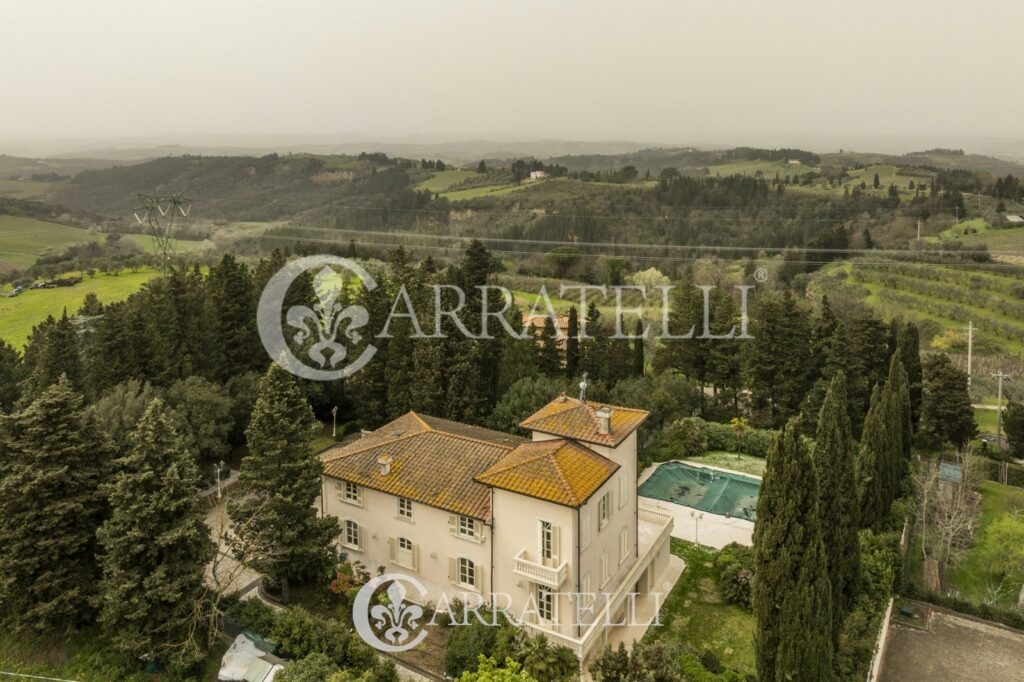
[689,451,765,477]
[706,159,817,177]
[415,169,477,193]
[0,269,158,348]
[645,538,755,677]
[0,214,103,271]
[441,182,533,201]
[945,481,1024,608]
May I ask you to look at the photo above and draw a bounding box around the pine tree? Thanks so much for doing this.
[0,376,112,631]
[744,291,812,426]
[887,356,913,490]
[97,399,215,667]
[753,419,834,682]
[856,385,893,530]
[811,372,861,652]
[208,254,263,381]
[409,337,448,415]
[565,306,580,379]
[579,303,607,383]
[229,365,339,601]
[23,311,83,395]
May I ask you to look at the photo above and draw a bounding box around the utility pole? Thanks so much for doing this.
[993,371,1011,453]
[964,321,974,387]
[917,219,922,243]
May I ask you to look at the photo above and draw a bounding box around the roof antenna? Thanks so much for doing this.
[578,372,588,402]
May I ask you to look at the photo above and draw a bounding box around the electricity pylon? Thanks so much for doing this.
[132,192,192,272]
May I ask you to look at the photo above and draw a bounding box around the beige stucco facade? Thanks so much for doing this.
[319,409,674,661]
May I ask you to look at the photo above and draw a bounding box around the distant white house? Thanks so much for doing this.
[529,170,549,180]
[1006,214,1023,224]
[786,159,802,165]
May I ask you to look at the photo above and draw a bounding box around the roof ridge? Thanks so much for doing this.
[477,440,560,476]
[521,396,579,424]
[409,411,433,431]
[320,430,424,463]
[547,446,580,504]
[436,428,519,451]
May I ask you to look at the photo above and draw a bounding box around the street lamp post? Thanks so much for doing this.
[216,460,225,501]
[331,406,338,439]
[690,510,704,546]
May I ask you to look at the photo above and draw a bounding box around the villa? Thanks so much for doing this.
[318,394,676,661]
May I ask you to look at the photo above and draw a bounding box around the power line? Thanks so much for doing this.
[272,224,1023,258]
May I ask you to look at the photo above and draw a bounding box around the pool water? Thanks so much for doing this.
[638,461,761,521]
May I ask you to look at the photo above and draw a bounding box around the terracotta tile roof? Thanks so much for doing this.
[475,439,619,508]
[519,394,650,447]
[320,412,523,520]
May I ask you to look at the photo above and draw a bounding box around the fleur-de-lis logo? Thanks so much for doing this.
[353,573,430,652]
[369,581,424,645]
[257,256,378,381]
[286,267,369,369]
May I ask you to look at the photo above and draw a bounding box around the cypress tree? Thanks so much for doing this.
[811,372,861,653]
[856,385,892,530]
[207,254,263,381]
[887,356,913,490]
[536,317,561,376]
[896,322,923,427]
[0,376,112,631]
[565,306,580,378]
[753,419,834,682]
[229,365,339,602]
[409,337,448,415]
[632,318,645,377]
[920,354,976,448]
[97,399,215,667]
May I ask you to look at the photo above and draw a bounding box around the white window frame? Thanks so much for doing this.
[343,519,361,550]
[618,475,629,509]
[342,481,362,506]
[537,584,555,622]
[540,520,554,561]
[458,515,477,540]
[458,557,476,588]
[398,537,413,551]
[598,492,611,530]
[398,496,413,521]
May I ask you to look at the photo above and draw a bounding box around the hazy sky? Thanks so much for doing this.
[3,0,1022,147]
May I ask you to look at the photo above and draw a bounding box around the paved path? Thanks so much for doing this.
[878,606,1024,682]
[204,497,261,595]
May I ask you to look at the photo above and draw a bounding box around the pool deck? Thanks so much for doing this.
[638,461,755,549]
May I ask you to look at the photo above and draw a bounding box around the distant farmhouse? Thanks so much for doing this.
[522,312,570,351]
[1005,214,1023,224]
[319,396,675,664]
[529,170,549,181]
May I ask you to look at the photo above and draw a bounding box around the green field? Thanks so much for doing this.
[124,233,213,255]
[707,158,818,177]
[945,481,1024,609]
[0,269,158,348]
[816,259,1024,357]
[441,181,533,201]
[415,169,477,193]
[0,215,103,271]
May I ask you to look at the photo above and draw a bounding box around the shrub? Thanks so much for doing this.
[227,597,277,637]
[270,605,373,671]
[714,543,755,609]
[277,653,340,682]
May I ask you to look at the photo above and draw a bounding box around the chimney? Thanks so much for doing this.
[377,453,393,475]
[595,407,612,435]
[360,429,373,439]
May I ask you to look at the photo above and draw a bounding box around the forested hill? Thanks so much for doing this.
[33,146,1024,256]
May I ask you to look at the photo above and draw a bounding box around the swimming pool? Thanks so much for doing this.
[638,461,761,521]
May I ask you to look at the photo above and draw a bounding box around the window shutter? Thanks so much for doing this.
[608,491,614,519]
[581,512,591,549]
[448,514,458,537]
[474,564,483,590]
[412,545,419,571]
[619,476,627,509]
[448,557,456,583]
[388,537,396,562]
[552,525,561,564]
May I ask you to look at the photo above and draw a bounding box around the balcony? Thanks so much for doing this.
[514,549,568,588]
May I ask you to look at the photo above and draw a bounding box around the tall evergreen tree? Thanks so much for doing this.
[0,339,22,412]
[920,353,976,447]
[0,376,112,631]
[887,356,913,490]
[811,372,861,653]
[229,365,339,601]
[409,337,449,415]
[565,306,580,378]
[208,254,263,381]
[896,322,923,428]
[752,419,834,682]
[856,385,894,530]
[22,311,83,396]
[579,303,607,384]
[744,291,812,427]
[97,399,215,667]
[536,317,562,376]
